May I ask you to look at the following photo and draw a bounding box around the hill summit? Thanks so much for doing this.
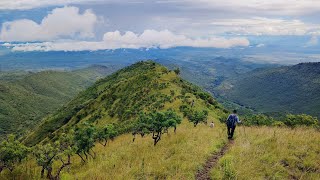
[24,61,224,146]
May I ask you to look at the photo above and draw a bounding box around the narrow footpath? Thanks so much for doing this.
[195,140,234,180]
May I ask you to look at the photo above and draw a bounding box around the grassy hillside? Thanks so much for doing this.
[0,65,115,137]
[1,122,227,180]
[1,61,319,180]
[217,62,320,117]
[24,61,224,146]
[210,126,320,179]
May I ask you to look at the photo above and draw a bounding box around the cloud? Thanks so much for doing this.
[150,16,320,37]
[161,0,320,16]
[0,0,96,10]
[256,44,265,48]
[0,0,145,10]
[0,6,97,42]
[2,30,250,51]
[305,36,318,47]
[209,17,320,36]
[2,0,320,17]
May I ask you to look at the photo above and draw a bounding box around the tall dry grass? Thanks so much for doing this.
[211,126,320,180]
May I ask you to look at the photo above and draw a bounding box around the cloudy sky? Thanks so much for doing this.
[0,0,319,51]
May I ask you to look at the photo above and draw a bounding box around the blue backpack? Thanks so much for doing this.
[227,114,237,127]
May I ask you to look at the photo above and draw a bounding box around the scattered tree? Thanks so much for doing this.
[33,133,74,180]
[74,123,97,162]
[283,114,318,127]
[132,113,152,142]
[132,110,182,145]
[0,135,29,173]
[173,68,181,75]
[187,110,208,127]
[96,124,118,146]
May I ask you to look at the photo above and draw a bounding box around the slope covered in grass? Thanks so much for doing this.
[24,61,224,146]
[210,126,320,179]
[0,121,227,180]
[1,61,228,179]
[0,65,115,137]
[217,62,320,117]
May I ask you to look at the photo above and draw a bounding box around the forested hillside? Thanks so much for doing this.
[24,61,224,146]
[216,62,320,117]
[0,65,115,137]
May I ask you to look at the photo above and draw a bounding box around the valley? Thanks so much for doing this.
[0,65,117,137]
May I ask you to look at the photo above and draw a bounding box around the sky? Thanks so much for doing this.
[0,0,319,52]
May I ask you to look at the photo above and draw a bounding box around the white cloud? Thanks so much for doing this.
[0,0,144,10]
[0,6,97,42]
[2,30,250,51]
[0,0,95,10]
[151,16,320,36]
[163,0,320,16]
[210,17,320,36]
[2,0,320,17]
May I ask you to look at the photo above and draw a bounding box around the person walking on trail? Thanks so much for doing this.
[226,110,241,139]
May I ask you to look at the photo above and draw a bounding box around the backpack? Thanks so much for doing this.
[227,114,237,127]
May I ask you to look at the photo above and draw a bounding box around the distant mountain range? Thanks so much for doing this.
[216,62,320,117]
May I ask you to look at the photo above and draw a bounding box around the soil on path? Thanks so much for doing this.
[195,139,234,180]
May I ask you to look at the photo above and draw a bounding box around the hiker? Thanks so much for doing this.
[209,121,214,128]
[226,110,241,139]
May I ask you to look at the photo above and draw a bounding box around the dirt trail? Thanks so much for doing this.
[195,140,234,180]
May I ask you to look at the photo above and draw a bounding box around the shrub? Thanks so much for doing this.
[0,135,29,173]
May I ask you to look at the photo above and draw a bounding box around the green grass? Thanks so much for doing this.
[24,61,224,146]
[0,120,227,180]
[210,126,320,179]
[0,65,114,138]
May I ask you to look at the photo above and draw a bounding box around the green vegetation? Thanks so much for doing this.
[211,126,320,179]
[0,61,227,179]
[24,61,223,146]
[217,62,320,118]
[133,110,182,145]
[240,113,319,128]
[0,65,114,138]
[0,135,29,173]
[1,61,319,180]
[187,110,208,127]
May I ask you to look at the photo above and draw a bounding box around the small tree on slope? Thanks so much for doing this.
[133,110,182,146]
[0,135,29,173]
[96,124,118,146]
[187,110,208,127]
[33,133,74,180]
[74,123,97,162]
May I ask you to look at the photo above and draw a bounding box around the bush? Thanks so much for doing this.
[283,114,318,127]
[132,110,182,145]
[0,135,29,173]
[187,110,208,127]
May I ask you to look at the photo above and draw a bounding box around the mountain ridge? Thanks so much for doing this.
[216,62,320,117]
[24,61,224,146]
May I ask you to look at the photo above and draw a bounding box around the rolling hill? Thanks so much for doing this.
[216,62,320,117]
[23,61,224,146]
[0,65,116,137]
[1,61,319,180]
